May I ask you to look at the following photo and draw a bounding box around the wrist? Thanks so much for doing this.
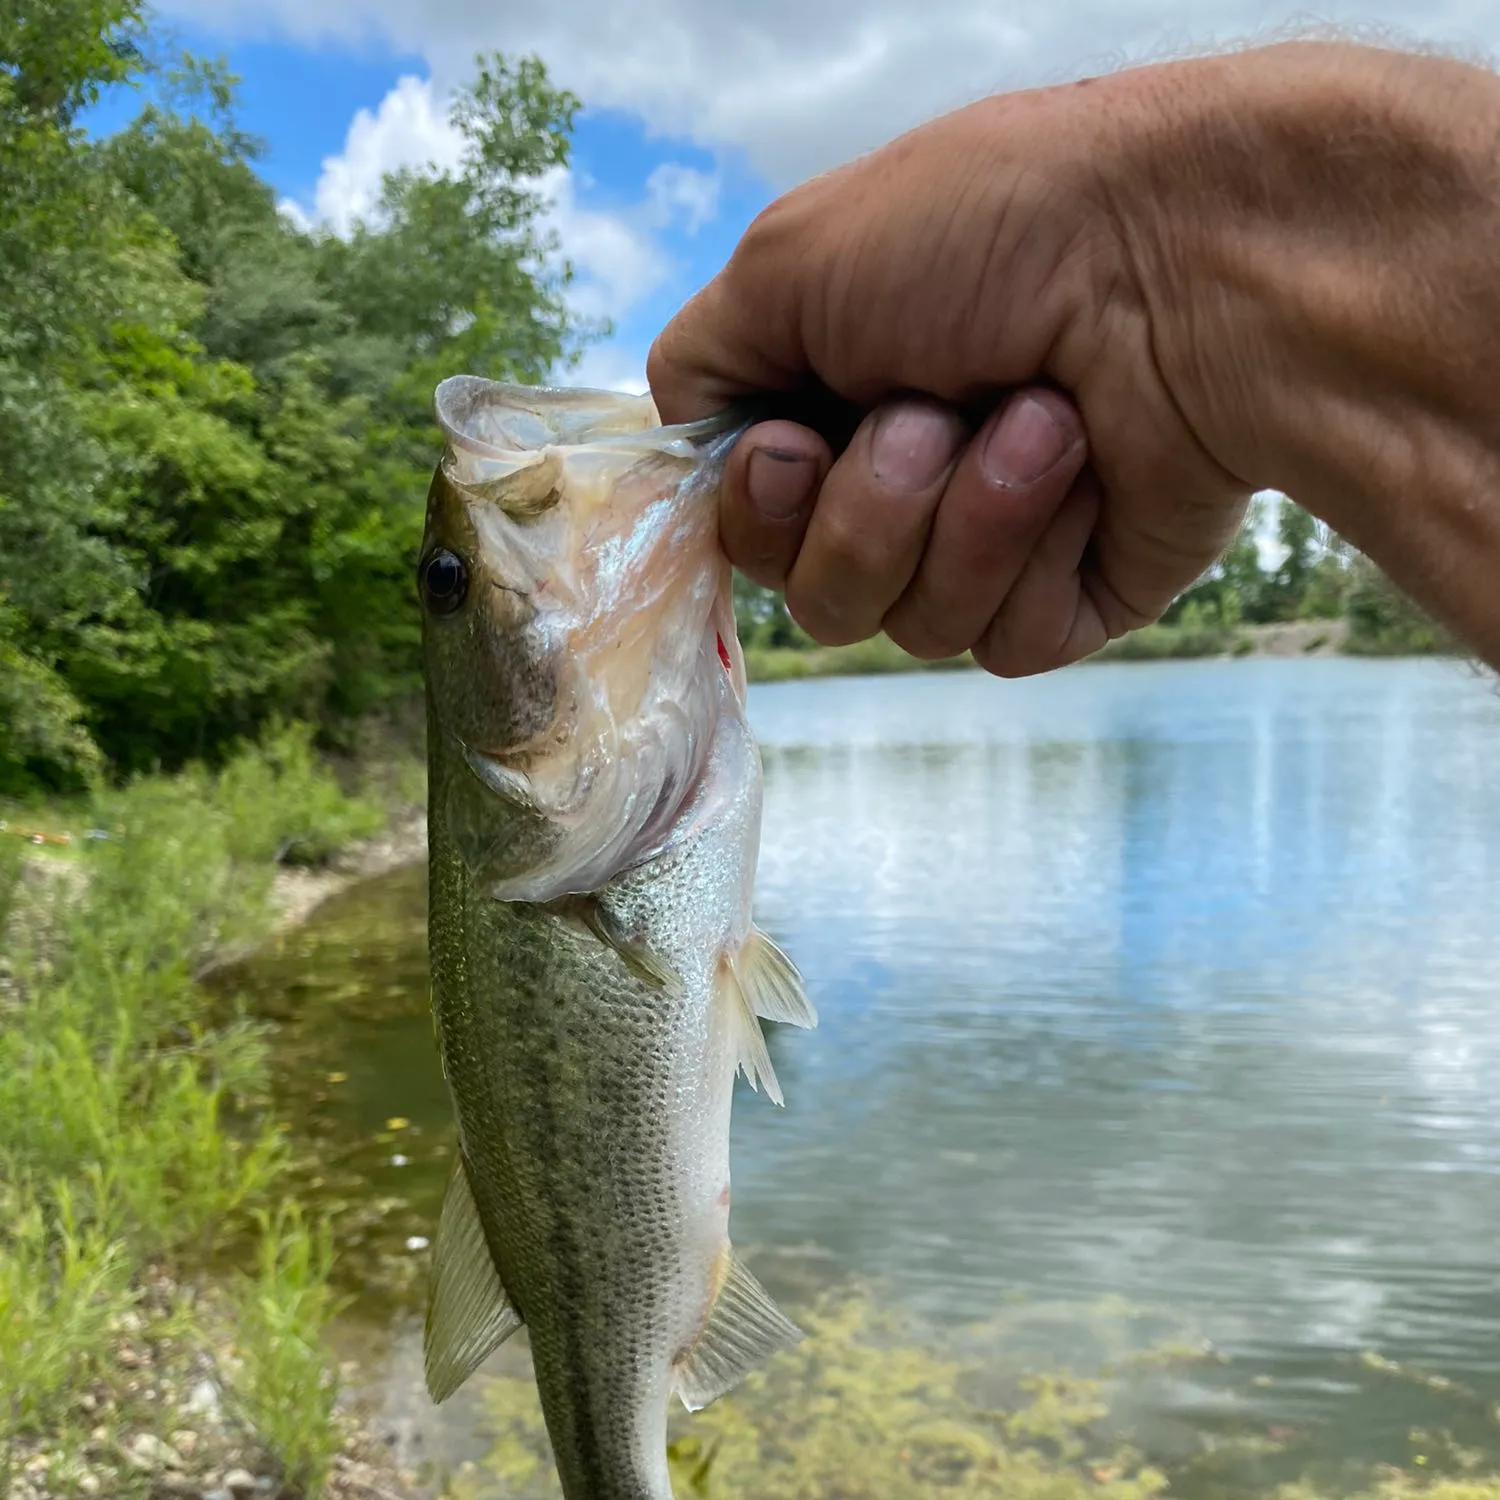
[1116,41,1500,656]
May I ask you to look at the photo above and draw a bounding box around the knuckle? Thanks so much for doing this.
[815,504,893,577]
[884,607,966,662]
[973,622,1035,680]
[784,576,870,647]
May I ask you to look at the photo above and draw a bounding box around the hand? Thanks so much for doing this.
[710,391,1111,675]
[649,41,1500,672]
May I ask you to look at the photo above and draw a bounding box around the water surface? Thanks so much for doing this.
[224,658,1500,1489]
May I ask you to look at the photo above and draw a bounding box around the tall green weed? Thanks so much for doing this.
[0,724,383,1482]
[227,1204,349,1499]
[217,720,384,867]
[0,1180,134,1443]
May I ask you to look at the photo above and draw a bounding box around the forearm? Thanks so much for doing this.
[1122,41,1500,662]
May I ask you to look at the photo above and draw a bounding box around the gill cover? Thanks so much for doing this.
[426,375,748,902]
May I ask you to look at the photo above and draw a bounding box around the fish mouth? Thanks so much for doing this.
[462,745,539,812]
[461,740,593,819]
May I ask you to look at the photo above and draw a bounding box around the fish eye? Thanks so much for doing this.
[419,549,469,616]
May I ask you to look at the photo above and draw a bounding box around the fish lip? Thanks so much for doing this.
[462,744,541,812]
[461,740,594,818]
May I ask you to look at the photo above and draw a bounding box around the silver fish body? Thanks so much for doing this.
[418,376,815,1500]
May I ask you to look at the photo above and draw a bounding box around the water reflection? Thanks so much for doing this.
[224,657,1500,1482]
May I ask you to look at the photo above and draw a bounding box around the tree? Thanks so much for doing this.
[0,0,166,789]
[0,10,595,789]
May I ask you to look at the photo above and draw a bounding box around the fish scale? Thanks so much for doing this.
[417,376,818,1500]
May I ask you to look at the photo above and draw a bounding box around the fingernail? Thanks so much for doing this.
[981,395,1073,487]
[746,447,817,520]
[869,404,963,492]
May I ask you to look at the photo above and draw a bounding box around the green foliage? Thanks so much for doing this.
[0,825,26,934]
[0,1180,134,1440]
[735,575,809,650]
[0,727,380,1260]
[0,729,386,1484]
[227,1203,349,1499]
[0,2,591,791]
[1344,561,1452,656]
[215,720,383,866]
[0,610,105,794]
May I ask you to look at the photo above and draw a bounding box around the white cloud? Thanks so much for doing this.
[276,196,313,233]
[311,73,467,236]
[536,164,677,325]
[285,75,715,363]
[154,0,1500,188]
[568,343,650,395]
[643,163,719,235]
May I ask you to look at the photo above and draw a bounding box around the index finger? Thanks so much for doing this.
[646,208,816,425]
[645,293,790,427]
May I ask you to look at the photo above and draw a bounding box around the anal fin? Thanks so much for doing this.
[674,1250,803,1413]
[424,1158,523,1403]
[734,928,817,1029]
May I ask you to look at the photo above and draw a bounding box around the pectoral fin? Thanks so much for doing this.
[733,928,817,1029]
[721,928,814,1108]
[551,895,680,991]
[424,1158,523,1403]
[674,1249,803,1413]
[722,958,783,1106]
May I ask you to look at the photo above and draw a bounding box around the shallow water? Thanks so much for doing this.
[218,657,1500,1491]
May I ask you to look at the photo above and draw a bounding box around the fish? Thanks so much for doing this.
[417,374,817,1500]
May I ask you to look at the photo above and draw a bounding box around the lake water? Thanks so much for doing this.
[223,657,1500,1493]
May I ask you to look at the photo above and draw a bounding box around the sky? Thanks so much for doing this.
[87,0,1500,394]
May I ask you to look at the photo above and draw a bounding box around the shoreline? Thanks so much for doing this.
[268,805,427,934]
[268,635,1454,939]
[741,618,1393,683]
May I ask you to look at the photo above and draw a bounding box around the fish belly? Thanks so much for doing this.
[439,879,736,1500]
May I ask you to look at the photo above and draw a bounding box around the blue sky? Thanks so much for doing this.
[86,0,1493,400]
[85,19,778,391]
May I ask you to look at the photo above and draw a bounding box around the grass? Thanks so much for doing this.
[225,1204,351,1498]
[1087,620,1241,662]
[215,720,386,867]
[0,1181,133,1439]
[0,724,387,1496]
[744,634,976,683]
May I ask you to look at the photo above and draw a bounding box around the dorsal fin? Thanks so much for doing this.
[424,1158,523,1403]
[673,1250,803,1412]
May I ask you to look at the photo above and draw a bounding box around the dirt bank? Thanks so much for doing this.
[268,805,428,933]
[1236,619,1350,657]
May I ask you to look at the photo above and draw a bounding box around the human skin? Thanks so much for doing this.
[647,40,1500,675]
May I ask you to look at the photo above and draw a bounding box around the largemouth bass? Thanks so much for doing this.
[417,374,816,1500]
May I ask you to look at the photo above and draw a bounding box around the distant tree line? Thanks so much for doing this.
[735,495,1448,659]
[0,1,594,794]
[1160,496,1448,653]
